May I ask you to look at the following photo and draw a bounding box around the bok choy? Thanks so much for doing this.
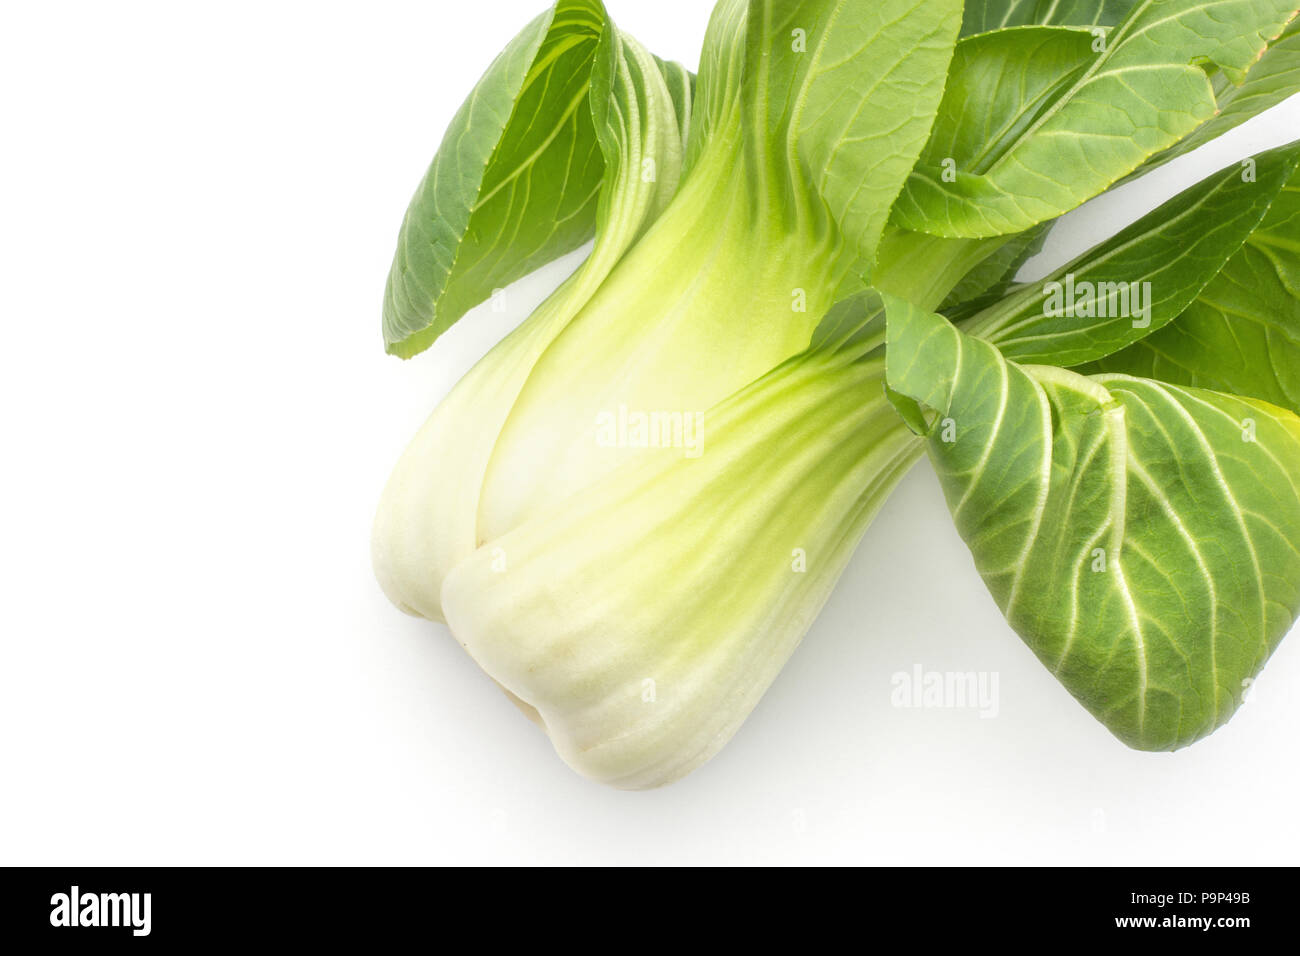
[373,0,1300,788]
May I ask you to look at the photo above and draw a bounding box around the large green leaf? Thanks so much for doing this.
[961,144,1300,365]
[893,0,1297,239]
[961,0,1137,36]
[966,7,1300,175]
[1143,15,1300,170]
[382,1,604,357]
[1087,162,1300,416]
[741,0,964,271]
[885,296,1300,750]
[381,0,692,358]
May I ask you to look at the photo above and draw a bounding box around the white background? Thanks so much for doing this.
[2,1,1298,866]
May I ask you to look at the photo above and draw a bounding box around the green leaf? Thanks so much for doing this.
[885,295,1300,750]
[383,1,603,357]
[966,8,1300,172]
[961,0,1137,37]
[741,0,964,270]
[1086,160,1300,416]
[1143,15,1300,169]
[918,26,1099,179]
[962,143,1300,366]
[381,1,692,358]
[893,0,1298,239]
